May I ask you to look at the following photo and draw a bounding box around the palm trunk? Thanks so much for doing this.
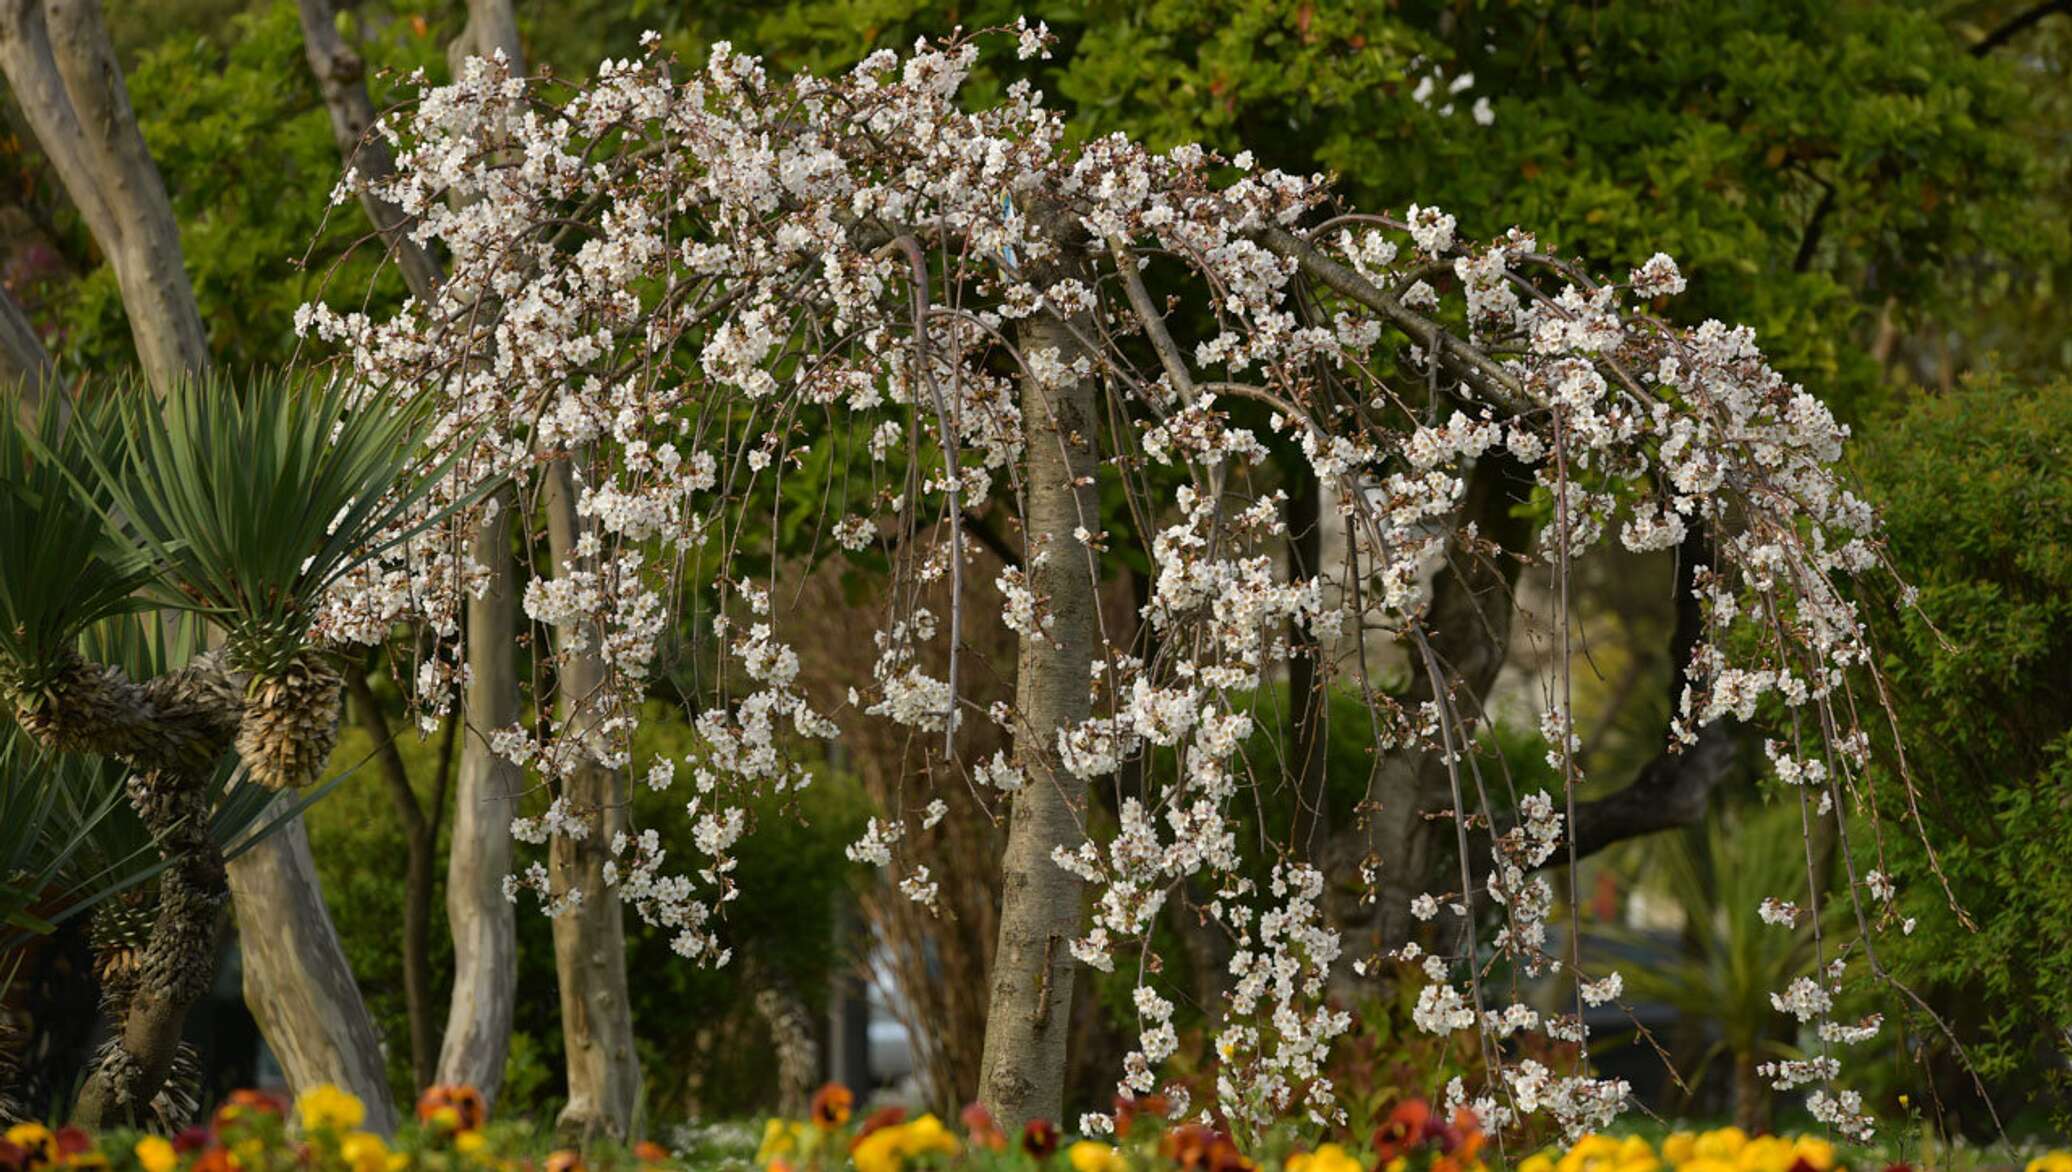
[436,491,522,1102]
[544,459,642,1143]
[978,239,1100,1130]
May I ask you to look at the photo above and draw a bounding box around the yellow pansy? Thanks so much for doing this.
[456,1132,490,1161]
[757,1120,806,1166]
[1558,1134,1623,1172]
[1680,1158,1739,1172]
[1789,1139,1836,1172]
[6,1124,57,1166]
[851,1128,904,1172]
[1692,1129,1747,1163]
[133,1136,178,1172]
[853,1116,960,1172]
[297,1084,367,1133]
[1737,1135,1795,1172]
[1286,1145,1363,1172]
[339,1131,390,1172]
[1662,1134,1696,1167]
[2027,1153,2072,1172]
[1068,1141,1129,1172]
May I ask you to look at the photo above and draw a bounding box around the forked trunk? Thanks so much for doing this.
[978,234,1100,1130]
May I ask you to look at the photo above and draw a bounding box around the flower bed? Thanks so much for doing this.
[2,1086,2063,1172]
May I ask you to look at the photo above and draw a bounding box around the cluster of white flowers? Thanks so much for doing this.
[299,24,1913,1139]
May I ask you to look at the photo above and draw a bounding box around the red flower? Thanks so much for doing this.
[171,1130,211,1156]
[0,1141,26,1172]
[417,1084,488,1132]
[1161,1125,1250,1172]
[960,1104,1006,1152]
[1370,1099,1433,1164]
[52,1131,91,1160]
[1021,1120,1061,1159]
[811,1084,855,1130]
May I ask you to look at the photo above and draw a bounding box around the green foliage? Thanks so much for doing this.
[0,395,154,694]
[75,369,472,674]
[1854,374,2072,1121]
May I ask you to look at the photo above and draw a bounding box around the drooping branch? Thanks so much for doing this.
[1257,224,1529,414]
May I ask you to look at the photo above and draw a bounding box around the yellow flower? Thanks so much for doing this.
[297,1084,367,1133]
[339,1131,390,1172]
[134,1137,178,1172]
[1738,1135,1794,1172]
[1789,1139,1836,1172]
[852,1116,959,1172]
[1286,1146,1362,1172]
[2027,1154,2072,1172]
[455,1133,490,1160]
[1068,1142,1129,1172]
[6,1124,57,1166]
[1662,1134,1696,1167]
[1384,1158,1407,1172]
[1692,1129,1747,1164]
[1519,1154,1556,1172]
[757,1120,807,1167]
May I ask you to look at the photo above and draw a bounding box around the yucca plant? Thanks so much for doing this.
[73,369,470,789]
[0,371,483,1125]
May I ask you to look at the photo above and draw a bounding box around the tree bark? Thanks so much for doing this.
[227,812,400,1135]
[0,0,207,388]
[296,0,528,1106]
[1286,465,1328,850]
[294,0,441,303]
[436,490,522,1103]
[0,286,57,423]
[978,230,1100,1130]
[544,459,642,1143]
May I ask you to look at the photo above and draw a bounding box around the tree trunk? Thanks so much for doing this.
[0,0,208,389]
[436,491,522,1102]
[1731,1048,1770,1134]
[978,234,1099,1130]
[544,460,642,1144]
[227,811,400,1134]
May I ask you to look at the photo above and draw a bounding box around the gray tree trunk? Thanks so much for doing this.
[0,0,207,388]
[436,491,522,1102]
[978,233,1099,1130]
[544,460,642,1143]
[227,812,400,1134]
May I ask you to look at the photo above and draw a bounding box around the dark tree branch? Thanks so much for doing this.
[1971,0,2072,55]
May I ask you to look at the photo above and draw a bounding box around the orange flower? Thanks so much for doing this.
[544,1151,584,1172]
[960,1104,1006,1152]
[633,1141,671,1165]
[213,1089,287,1133]
[417,1085,489,1133]
[811,1083,855,1130]
[1021,1120,1061,1159]
[1371,1100,1433,1164]
[190,1148,239,1172]
[1160,1124,1250,1172]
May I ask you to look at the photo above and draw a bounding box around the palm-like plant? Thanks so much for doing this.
[1606,801,1829,1132]
[77,369,465,789]
[0,370,482,1125]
